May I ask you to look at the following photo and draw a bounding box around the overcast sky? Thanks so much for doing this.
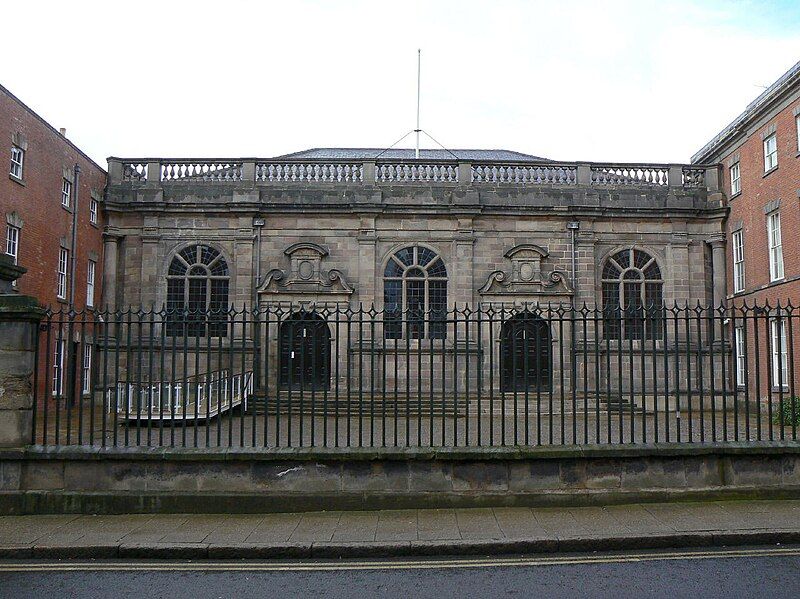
[4,0,800,166]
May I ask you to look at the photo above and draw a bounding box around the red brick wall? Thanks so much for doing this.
[719,97,800,404]
[1,85,106,308]
[1,85,107,417]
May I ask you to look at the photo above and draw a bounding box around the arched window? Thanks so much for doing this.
[384,245,447,339]
[166,244,229,337]
[601,248,663,340]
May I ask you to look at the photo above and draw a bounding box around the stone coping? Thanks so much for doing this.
[5,440,800,462]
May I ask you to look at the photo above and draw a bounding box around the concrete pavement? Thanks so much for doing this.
[1,499,800,559]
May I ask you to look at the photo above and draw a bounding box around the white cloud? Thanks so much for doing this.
[4,0,799,165]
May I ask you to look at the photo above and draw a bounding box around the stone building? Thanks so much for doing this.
[102,150,724,403]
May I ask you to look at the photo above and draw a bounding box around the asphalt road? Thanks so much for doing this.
[1,547,799,599]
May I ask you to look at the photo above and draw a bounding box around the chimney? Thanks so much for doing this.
[59,127,66,137]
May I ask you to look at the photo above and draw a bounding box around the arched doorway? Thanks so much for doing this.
[279,311,331,390]
[500,312,551,392]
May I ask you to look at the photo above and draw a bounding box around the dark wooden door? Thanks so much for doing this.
[500,313,551,392]
[279,312,330,390]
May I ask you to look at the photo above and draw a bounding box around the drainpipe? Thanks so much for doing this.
[65,162,80,407]
[69,163,81,310]
[253,217,265,306]
[566,221,579,296]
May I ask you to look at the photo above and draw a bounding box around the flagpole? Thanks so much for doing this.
[415,49,421,159]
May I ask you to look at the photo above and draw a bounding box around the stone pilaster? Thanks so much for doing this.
[0,255,45,447]
[357,216,377,307]
[102,229,122,311]
[454,217,476,306]
[707,235,727,309]
[140,218,160,308]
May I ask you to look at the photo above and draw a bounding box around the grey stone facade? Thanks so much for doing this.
[105,158,725,312]
[101,156,726,399]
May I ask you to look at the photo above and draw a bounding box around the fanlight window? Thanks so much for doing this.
[601,248,663,340]
[384,245,447,339]
[166,244,229,337]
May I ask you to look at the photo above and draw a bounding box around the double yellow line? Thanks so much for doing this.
[0,547,799,572]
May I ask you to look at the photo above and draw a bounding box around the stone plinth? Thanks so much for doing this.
[0,255,45,447]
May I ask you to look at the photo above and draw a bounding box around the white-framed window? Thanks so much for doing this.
[732,229,745,293]
[61,178,71,208]
[735,325,746,388]
[764,133,778,172]
[5,224,19,264]
[771,318,789,388]
[89,198,98,224]
[5,224,19,288]
[767,211,784,281]
[86,259,96,308]
[53,339,65,396]
[82,343,92,395]
[10,146,24,179]
[730,162,741,196]
[57,248,69,299]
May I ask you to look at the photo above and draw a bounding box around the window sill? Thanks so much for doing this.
[89,221,99,229]
[8,174,25,186]
[763,165,778,178]
[61,204,72,213]
[56,297,68,305]
[730,191,742,200]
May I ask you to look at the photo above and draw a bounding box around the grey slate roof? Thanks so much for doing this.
[273,148,549,162]
[692,58,800,164]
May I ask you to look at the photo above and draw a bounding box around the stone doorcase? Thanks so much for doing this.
[256,242,354,395]
[479,244,574,395]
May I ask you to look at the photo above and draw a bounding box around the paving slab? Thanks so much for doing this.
[333,511,379,542]
[288,512,341,543]
[1,500,800,559]
[455,508,503,540]
[375,509,418,541]
[245,513,303,543]
[417,509,460,541]
[493,507,550,539]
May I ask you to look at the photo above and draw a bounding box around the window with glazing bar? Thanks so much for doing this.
[730,162,740,195]
[89,198,98,224]
[165,244,229,337]
[57,248,69,299]
[732,229,745,293]
[601,248,664,340]
[10,146,23,179]
[764,133,778,172]
[383,245,447,339]
[82,344,92,395]
[61,178,71,208]
[53,339,65,396]
[771,318,788,388]
[86,259,96,308]
[735,325,746,388]
[768,211,783,281]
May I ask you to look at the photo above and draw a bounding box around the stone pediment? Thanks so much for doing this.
[479,244,573,296]
[257,242,354,295]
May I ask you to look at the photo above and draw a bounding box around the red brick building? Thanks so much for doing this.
[1,83,106,411]
[693,59,800,410]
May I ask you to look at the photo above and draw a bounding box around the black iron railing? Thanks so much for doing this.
[32,302,800,448]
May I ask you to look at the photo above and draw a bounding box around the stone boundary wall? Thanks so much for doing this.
[1,443,800,514]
